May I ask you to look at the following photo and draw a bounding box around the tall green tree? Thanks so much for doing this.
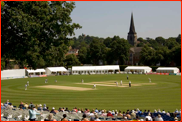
[2,1,81,69]
[64,54,80,66]
[109,37,130,65]
[139,45,155,66]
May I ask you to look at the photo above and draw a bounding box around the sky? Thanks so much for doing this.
[70,1,181,39]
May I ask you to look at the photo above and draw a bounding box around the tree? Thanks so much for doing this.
[103,37,112,48]
[109,37,130,65]
[2,1,81,69]
[170,45,181,66]
[165,37,179,50]
[155,46,170,66]
[155,36,166,45]
[89,39,107,65]
[78,47,87,64]
[64,54,80,66]
[176,34,181,44]
[139,45,155,66]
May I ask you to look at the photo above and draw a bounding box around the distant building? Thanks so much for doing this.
[66,48,79,56]
[126,47,143,65]
[127,13,137,47]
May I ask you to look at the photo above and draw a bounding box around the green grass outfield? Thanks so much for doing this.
[1,74,181,112]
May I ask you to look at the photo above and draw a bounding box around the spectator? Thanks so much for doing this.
[65,107,70,113]
[29,105,41,121]
[61,114,68,121]
[154,109,157,113]
[77,108,81,113]
[166,111,170,117]
[50,107,57,115]
[111,110,115,115]
[117,110,123,117]
[45,113,56,121]
[155,114,164,121]
[107,111,113,117]
[89,110,95,117]
[90,117,95,121]
[1,103,5,109]
[24,103,29,108]
[29,102,34,108]
[174,117,178,121]
[131,110,136,119]
[71,109,77,114]
[95,108,99,113]
[162,110,166,113]
[98,110,102,115]
[126,111,131,119]
[144,113,153,121]
[19,106,23,110]
[58,107,63,112]
[81,114,89,121]
[74,107,78,112]
[19,101,24,108]
[44,107,50,112]
[7,103,13,110]
[37,104,43,111]
[101,110,107,116]
[95,115,101,121]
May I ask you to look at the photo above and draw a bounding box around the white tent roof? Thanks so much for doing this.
[27,69,45,73]
[156,67,179,70]
[72,65,119,71]
[125,66,152,70]
[47,67,68,72]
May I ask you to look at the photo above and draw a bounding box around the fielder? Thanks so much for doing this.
[115,82,118,87]
[148,78,151,83]
[129,81,131,87]
[55,80,57,83]
[27,81,29,86]
[25,84,27,90]
[82,79,84,83]
[120,80,122,86]
[45,79,48,83]
[93,84,96,89]
[127,75,129,80]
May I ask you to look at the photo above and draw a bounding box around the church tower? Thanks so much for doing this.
[127,13,137,47]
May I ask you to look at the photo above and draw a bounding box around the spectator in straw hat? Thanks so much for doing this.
[37,104,42,111]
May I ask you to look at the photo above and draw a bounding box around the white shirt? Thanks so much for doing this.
[120,81,122,83]
[25,84,27,87]
[129,81,131,84]
[145,116,153,121]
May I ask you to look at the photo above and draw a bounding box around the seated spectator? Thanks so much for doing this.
[71,109,77,114]
[154,109,157,113]
[1,103,5,109]
[37,104,42,111]
[95,115,101,121]
[144,113,153,121]
[174,117,178,121]
[117,110,123,117]
[58,107,63,112]
[44,113,56,121]
[101,110,107,116]
[90,117,95,121]
[162,110,166,113]
[77,108,81,113]
[95,108,99,113]
[126,111,131,119]
[50,107,57,115]
[19,106,23,110]
[29,102,34,108]
[61,114,68,121]
[74,107,78,112]
[98,110,102,115]
[7,103,13,110]
[107,111,113,117]
[19,101,24,108]
[166,111,170,117]
[65,107,70,113]
[81,114,89,121]
[131,110,136,119]
[155,114,163,121]
[43,107,50,112]
[89,110,95,117]
[24,103,29,108]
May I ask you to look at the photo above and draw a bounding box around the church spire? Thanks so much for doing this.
[128,12,136,34]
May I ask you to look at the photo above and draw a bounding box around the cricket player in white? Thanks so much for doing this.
[120,80,122,86]
[55,80,57,83]
[82,79,84,83]
[93,84,96,89]
[148,78,151,83]
[25,84,27,90]
[115,82,118,87]
[129,81,131,87]
[27,81,29,86]
[45,79,48,83]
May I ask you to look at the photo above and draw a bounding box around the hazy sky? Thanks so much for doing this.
[70,1,181,39]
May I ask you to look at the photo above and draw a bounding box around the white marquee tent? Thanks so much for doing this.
[46,67,68,75]
[72,65,120,75]
[124,66,152,73]
[156,67,180,73]
[26,69,46,76]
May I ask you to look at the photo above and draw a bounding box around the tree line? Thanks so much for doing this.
[1,1,181,70]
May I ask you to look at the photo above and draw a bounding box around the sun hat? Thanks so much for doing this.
[39,104,42,107]
[52,107,55,109]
